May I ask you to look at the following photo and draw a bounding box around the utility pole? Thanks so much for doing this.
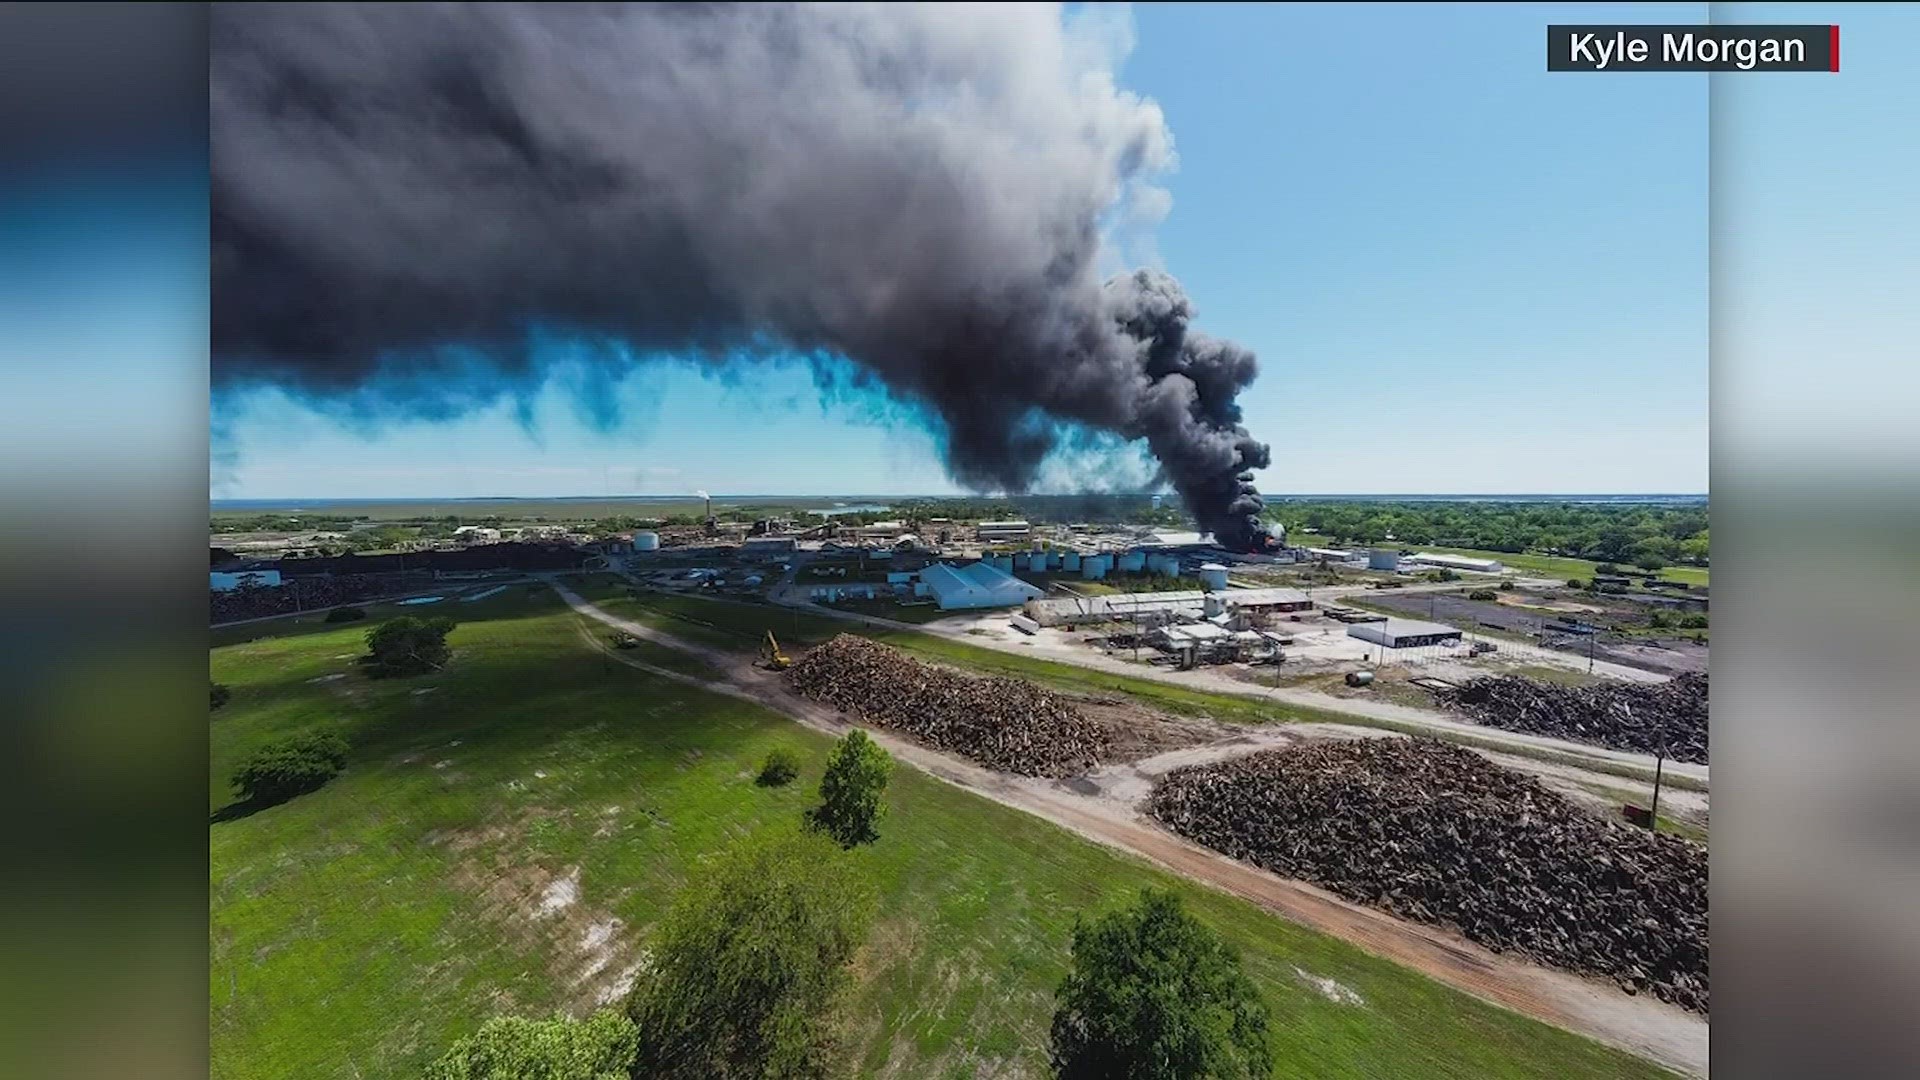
[1648,705,1667,832]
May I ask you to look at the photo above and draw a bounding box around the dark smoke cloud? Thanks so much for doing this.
[211,3,1275,549]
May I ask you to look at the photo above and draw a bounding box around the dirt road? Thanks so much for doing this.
[551,579,1707,1077]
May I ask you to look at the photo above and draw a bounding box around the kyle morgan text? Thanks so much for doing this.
[1568,30,1807,71]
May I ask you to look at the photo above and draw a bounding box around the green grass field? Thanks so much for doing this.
[211,592,1670,1079]
[1418,546,1710,588]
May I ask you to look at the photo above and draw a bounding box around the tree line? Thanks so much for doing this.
[1264,500,1708,567]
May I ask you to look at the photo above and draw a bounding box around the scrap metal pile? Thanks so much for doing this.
[785,635,1112,777]
[1150,738,1708,1012]
[1437,673,1709,763]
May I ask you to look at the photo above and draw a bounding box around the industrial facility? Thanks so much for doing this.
[1026,586,1313,628]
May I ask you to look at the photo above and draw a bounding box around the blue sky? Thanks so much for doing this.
[215,3,1716,499]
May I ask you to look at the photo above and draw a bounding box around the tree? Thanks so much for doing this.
[628,830,875,1079]
[324,605,367,623]
[1049,889,1272,1080]
[229,730,349,806]
[805,729,891,847]
[758,748,801,787]
[211,682,231,711]
[426,1009,636,1080]
[364,615,455,677]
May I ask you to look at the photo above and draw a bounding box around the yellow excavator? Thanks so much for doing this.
[759,630,791,671]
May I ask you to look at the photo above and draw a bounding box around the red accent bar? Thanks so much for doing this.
[1830,25,1840,72]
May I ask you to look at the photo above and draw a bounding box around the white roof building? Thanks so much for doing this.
[1405,552,1505,573]
[919,561,1044,610]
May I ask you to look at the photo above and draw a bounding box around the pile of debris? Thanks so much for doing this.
[786,635,1112,777]
[1149,738,1708,1012]
[1436,673,1708,763]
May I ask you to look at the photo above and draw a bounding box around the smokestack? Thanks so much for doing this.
[209,4,1276,549]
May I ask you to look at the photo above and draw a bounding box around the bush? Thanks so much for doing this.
[1595,563,1620,576]
[1565,578,1585,590]
[211,682,230,711]
[1423,568,1458,583]
[1467,589,1497,601]
[364,615,455,677]
[324,605,367,623]
[1648,612,1672,629]
[1597,583,1629,595]
[629,831,875,1078]
[758,748,800,787]
[1679,613,1709,629]
[1050,889,1272,1080]
[229,730,349,805]
[806,729,892,847]
[426,1009,636,1080]
[1498,580,1515,591]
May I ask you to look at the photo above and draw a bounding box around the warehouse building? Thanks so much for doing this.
[975,520,1033,542]
[919,561,1044,610]
[1404,552,1505,574]
[739,536,798,559]
[1346,618,1463,649]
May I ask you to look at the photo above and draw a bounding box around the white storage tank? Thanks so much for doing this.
[1199,563,1229,591]
[633,531,661,552]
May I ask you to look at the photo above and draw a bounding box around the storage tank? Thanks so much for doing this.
[1082,554,1110,580]
[1149,554,1181,577]
[1368,549,1399,571]
[1062,552,1082,572]
[1013,552,1030,571]
[1199,563,1229,591]
[633,531,661,552]
[994,556,1014,573]
[1118,549,1146,573]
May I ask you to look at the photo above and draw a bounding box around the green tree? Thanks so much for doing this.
[364,615,455,677]
[211,682,230,711]
[628,830,875,1079]
[1049,889,1272,1080]
[229,730,349,806]
[805,729,892,847]
[758,748,800,787]
[426,1009,636,1080]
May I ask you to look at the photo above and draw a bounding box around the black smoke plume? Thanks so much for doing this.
[211,3,1275,550]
